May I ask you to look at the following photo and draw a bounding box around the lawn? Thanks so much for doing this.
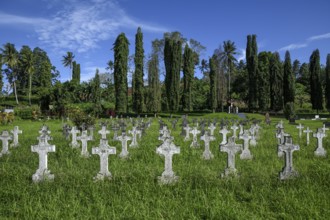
[0,113,329,219]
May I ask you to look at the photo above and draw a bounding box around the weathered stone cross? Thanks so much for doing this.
[220,137,242,177]
[70,126,80,148]
[117,132,132,159]
[189,127,201,148]
[296,123,304,138]
[278,136,299,180]
[0,130,12,157]
[183,125,191,141]
[92,139,116,181]
[303,127,312,145]
[77,130,92,157]
[239,130,253,160]
[219,126,231,145]
[31,139,56,182]
[156,138,180,184]
[231,124,239,139]
[313,128,327,157]
[128,126,141,148]
[208,123,216,136]
[10,126,22,148]
[200,131,215,160]
[98,125,110,140]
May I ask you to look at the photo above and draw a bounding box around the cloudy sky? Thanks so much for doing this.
[1,0,330,82]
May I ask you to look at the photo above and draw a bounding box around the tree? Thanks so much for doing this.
[164,37,182,112]
[270,52,283,111]
[113,33,129,113]
[293,59,300,78]
[218,40,237,108]
[1,43,19,104]
[62,52,75,80]
[0,54,3,94]
[246,35,258,111]
[147,51,161,113]
[257,51,272,111]
[182,44,194,111]
[72,61,80,84]
[133,27,145,113]
[309,49,323,113]
[91,69,102,117]
[21,48,35,105]
[326,54,330,111]
[283,51,295,105]
[209,56,217,112]
[33,47,52,92]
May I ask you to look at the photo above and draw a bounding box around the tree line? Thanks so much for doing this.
[1,28,330,117]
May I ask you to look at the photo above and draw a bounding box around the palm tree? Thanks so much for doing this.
[219,40,237,110]
[62,52,75,80]
[21,50,35,105]
[1,43,19,104]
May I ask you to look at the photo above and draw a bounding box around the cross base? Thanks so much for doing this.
[129,143,138,148]
[119,151,129,159]
[250,139,257,146]
[32,169,54,183]
[221,168,239,178]
[93,172,112,181]
[279,169,298,180]
[158,174,179,184]
[70,142,80,148]
[184,136,190,142]
[202,151,214,160]
[81,152,91,158]
[240,150,253,160]
[314,147,326,157]
[190,141,199,148]
[10,143,20,148]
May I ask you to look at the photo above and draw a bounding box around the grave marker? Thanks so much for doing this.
[117,132,132,159]
[278,136,299,180]
[303,127,312,145]
[239,130,253,160]
[189,127,201,148]
[220,137,242,177]
[219,126,231,145]
[0,131,12,157]
[313,128,327,157]
[70,126,80,148]
[296,124,304,138]
[10,126,22,148]
[200,131,215,160]
[77,130,92,157]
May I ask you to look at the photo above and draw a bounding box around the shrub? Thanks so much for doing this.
[0,112,15,125]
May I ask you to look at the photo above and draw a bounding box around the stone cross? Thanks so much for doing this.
[239,124,244,136]
[31,141,56,182]
[112,124,120,140]
[156,138,180,184]
[0,131,12,157]
[249,125,257,146]
[219,126,231,145]
[200,131,215,160]
[117,132,132,159]
[183,125,191,141]
[231,124,239,139]
[296,123,304,138]
[128,126,141,148]
[208,123,216,136]
[239,130,253,160]
[88,125,95,141]
[276,127,290,157]
[276,120,284,129]
[92,139,116,181]
[10,126,22,148]
[303,127,312,145]
[98,125,110,140]
[278,136,299,180]
[313,128,327,157]
[37,133,52,145]
[189,127,201,148]
[220,137,242,177]
[63,124,71,140]
[158,128,172,142]
[39,124,50,136]
[77,130,92,157]
[70,126,80,148]
[322,124,329,134]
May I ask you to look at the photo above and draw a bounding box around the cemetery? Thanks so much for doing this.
[0,113,330,219]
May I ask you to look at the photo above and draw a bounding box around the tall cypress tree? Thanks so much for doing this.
[147,52,161,113]
[283,51,295,104]
[325,54,330,111]
[257,51,271,111]
[182,44,194,111]
[209,55,217,112]
[0,54,3,93]
[270,52,283,111]
[113,33,129,113]
[246,34,258,111]
[164,37,182,112]
[133,27,145,113]
[309,49,323,112]
[92,69,102,117]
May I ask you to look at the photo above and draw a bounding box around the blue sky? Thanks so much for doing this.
[1,0,330,82]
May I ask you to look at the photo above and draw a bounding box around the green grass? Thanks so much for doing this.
[0,114,329,219]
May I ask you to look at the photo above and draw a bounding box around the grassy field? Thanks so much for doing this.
[0,113,329,219]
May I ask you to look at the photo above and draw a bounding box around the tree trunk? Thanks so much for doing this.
[29,74,32,106]
[13,81,19,105]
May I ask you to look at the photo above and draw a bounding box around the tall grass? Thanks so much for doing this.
[0,114,329,219]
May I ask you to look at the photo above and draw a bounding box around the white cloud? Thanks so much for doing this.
[307,32,330,41]
[0,12,48,25]
[237,48,246,62]
[279,43,308,52]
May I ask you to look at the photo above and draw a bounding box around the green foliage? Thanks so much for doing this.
[283,102,295,120]
[295,83,310,109]
[246,35,258,111]
[325,54,330,111]
[14,105,40,120]
[309,49,323,112]
[147,50,161,113]
[283,51,295,104]
[0,112,14,124]
[67,106,96,128]
[164,37,182,112]
[71,61,81,84]
[257,51,271,111]
[91,70,102,117]
[133,27,145,113]
[209,56,217,112]
[114,33,129,113]
[270,52,283,111]
[182,44,194,111]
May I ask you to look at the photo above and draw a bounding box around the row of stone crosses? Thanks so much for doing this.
[0,115,328,184]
